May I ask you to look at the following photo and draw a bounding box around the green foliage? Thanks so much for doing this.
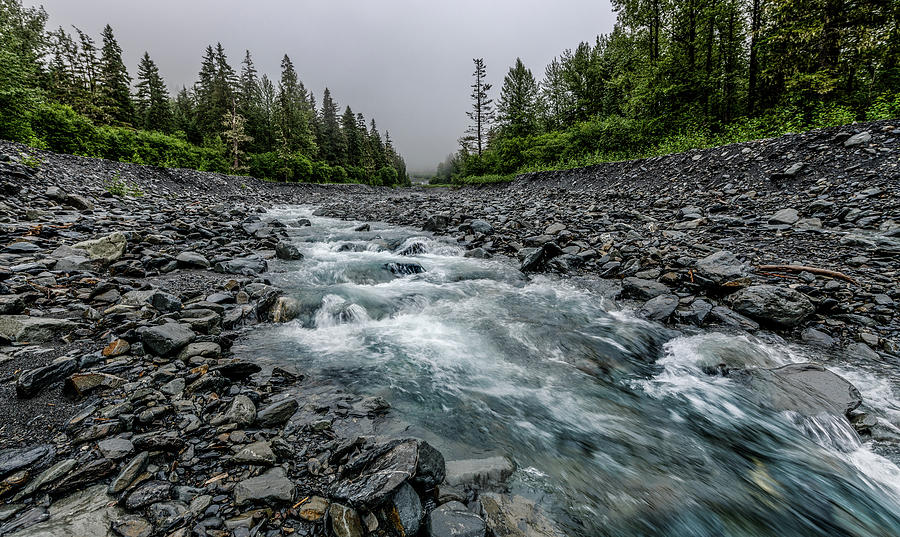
[18,151,42,169]
[103,171,144,197]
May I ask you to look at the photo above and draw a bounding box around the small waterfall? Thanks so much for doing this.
[314,294,372,328]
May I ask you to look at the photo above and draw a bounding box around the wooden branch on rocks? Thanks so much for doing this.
[756,264,859,285]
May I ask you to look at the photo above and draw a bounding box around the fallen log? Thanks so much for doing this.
[756,265,858,285]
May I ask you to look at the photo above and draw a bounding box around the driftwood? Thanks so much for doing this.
[756,264,859,285]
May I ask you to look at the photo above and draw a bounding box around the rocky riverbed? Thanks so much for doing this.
[0,119,898,537]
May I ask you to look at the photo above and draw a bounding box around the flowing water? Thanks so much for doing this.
[237,206,900,536]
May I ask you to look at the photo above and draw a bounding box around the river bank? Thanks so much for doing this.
[0,120,898,537]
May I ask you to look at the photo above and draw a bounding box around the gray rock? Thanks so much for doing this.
[125,480,172,510]
[730,285,815,328]
[17,358,79,398]
[621,277,669,300]
[233,467,293,505]
[233,441,276,466]
[54,255,92,272]
[733,363,862,417]
[222,395,256,426]
[331,439,418,507]
[428,503,487,537]
[694,250,747,285]
[256,398,299,428]
[330,503,365,537]
[709,305,760,331]
[769,208,800,225]
[470,219,493,234]
[66,194,94,211]
[385,482,422,536]
[160,377,186,396]
[14,459,76,500]
[97,437,134,460]
[141,323,195,357]
[111,515,152,537]
[275,241,303,260]
[108,452,149,495]
[412,440,445,489]
[423,214,451,232]
[72,232,126,263]
[5,484,122,537]
[175,251,210,269]
[215,256,268,275]
[479,493,561,537]
[0,316,76,343]
[0,444,54,477]
[844,131,871,147]
[444,456,515,488]
[638,294,679,322]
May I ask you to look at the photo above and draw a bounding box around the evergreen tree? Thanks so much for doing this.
[238,50,265,152]
[135,52,172,132]
[222,99,252,171]
[258,74,278,152]
[173,86,200,143]
[369,119,387,170]
[277,54,315,154]
[540,57,575,130]
[99,24,134,125]
[319,88,346,165]
[356,112,373,172]
[465,58,494,156]
[496,58,540,137]
[341,106,363,166]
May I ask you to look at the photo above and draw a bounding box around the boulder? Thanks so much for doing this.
[732,363,862,417]
[621,277,669,300]
[72,232,126,263]
[175,251,210,269]
[768,208,800,225]
[638,294,679,322]
[141,323,195,357]
[331,439,418,507]
[428,503,487,537]
[444,456,515,488]
[694,251,747,286]
[214,256,268,275]
[17,358,79,398]
[330,503,365,537]
[4,484,123,537]
[234,467,293,505]
[479,493,561,537]
[423,214,451,232]
[382,482,422,536]
[730,285,814,328]
[275,241,303,261]
[256,398,299,428]
[0,316,76,343]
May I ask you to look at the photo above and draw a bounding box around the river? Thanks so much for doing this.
[236,206,900,537]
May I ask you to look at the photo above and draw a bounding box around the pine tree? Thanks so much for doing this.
[173,86,200,143]
[258,74,278,151]
[238,50,265,151]
[341,106,362,167]
[465,58,494,156]
[369,119,387,170]
[356,112,373,172]
[135,52,172,132]
[540,57,574,130]
[99,24,134,125]
[497,58,539,137]
[319,88,346,165]
[277,54,315,154]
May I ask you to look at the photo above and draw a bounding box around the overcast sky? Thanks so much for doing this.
[26,0,615,172]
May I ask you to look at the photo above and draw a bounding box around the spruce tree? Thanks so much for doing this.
[277,54,315,154]
[497,58,539,137]
[99,24,134,125]
[341,106,362,167]
[319,88,346,166]
[465,58,493,156]
[135,52,172,132]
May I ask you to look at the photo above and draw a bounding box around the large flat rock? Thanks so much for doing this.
[0,316,76,343]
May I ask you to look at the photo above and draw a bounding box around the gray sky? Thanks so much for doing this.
[27,0,615,172]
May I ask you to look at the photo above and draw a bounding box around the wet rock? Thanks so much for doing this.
[297,496,329,522]
[733,363,862,417]
[212,361,262,381]
[73,232,126,263]
[4,484,122,537]
[730,285,815,328]
[479,493,561,537]
[175,251,210,269]
[520,243,562,273]
[844,131,871,147]
[769,208,800,225]
[97,437,134,460]
[444,456,515,488]
[233,467,293,505]
[102,339,131,358]
[412,440,446,489]
[428,503,487,537]
[63,372,126,398]
[638,294,679,322]
[17,358,79,398]
[621,277,669,300]
[0,316,76,344]
[256,398,299,428]
[694,250,747,287]
[218,394,257,426]
[709,305,760,331]
[111,515,153,537]
[132,435,185,453]
[49,458,115,496]
[332,439,418,507]
[233,441,277,466]
[382,482,422,536]
[214,256,268,275]
[125,480,172,510]
[423,214,451,232]
[13,459,76,500]
[108,452,149,495]
[141,323,196,357]
[383,262,426,275]
[331,505,366,537]
[275,241,303,260]
[269,296,300,322]
[0,445,54,478]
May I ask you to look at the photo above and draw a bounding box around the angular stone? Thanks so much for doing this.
[17,358,79,398]
[412,440,445,489]
[331,439,417,507]
[73,232,126,263]
[297,496,329,522]
[731,285,815,328]
[445,457,515,488]
[102,339,131,358]
[233,467,293,505]
[256,398,299,428]
[621,278,669,300]
[0,316,76,344]
[97,437,134,460]
[383,482,422,536]
[428,503,487,537]
[733,363,862,417]
[49,458,115,496]
[480,493,561,537]
[141,323,195,357]
[175,251,210,269]
[63,372,126,398]
[125,480,172,510]
[330,503,365,537]
[111,515,152,537]
[13,459,76,500]
[638,294,679,322]
[108,452,149,495]
[694,250,747,286]
[275,242,303,260]
[233,441,276,466]
[5,484,123,537]
[423,214,451,232]
[214,256,268,276]
[0,445,54,478]
[769,208,800,225]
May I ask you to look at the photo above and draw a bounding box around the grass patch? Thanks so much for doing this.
[103,171,145,197]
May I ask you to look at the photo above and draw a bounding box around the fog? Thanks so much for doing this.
[27,0,615,172]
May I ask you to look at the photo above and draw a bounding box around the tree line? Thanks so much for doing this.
[0,0,409,185]
[436,0,899,182]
